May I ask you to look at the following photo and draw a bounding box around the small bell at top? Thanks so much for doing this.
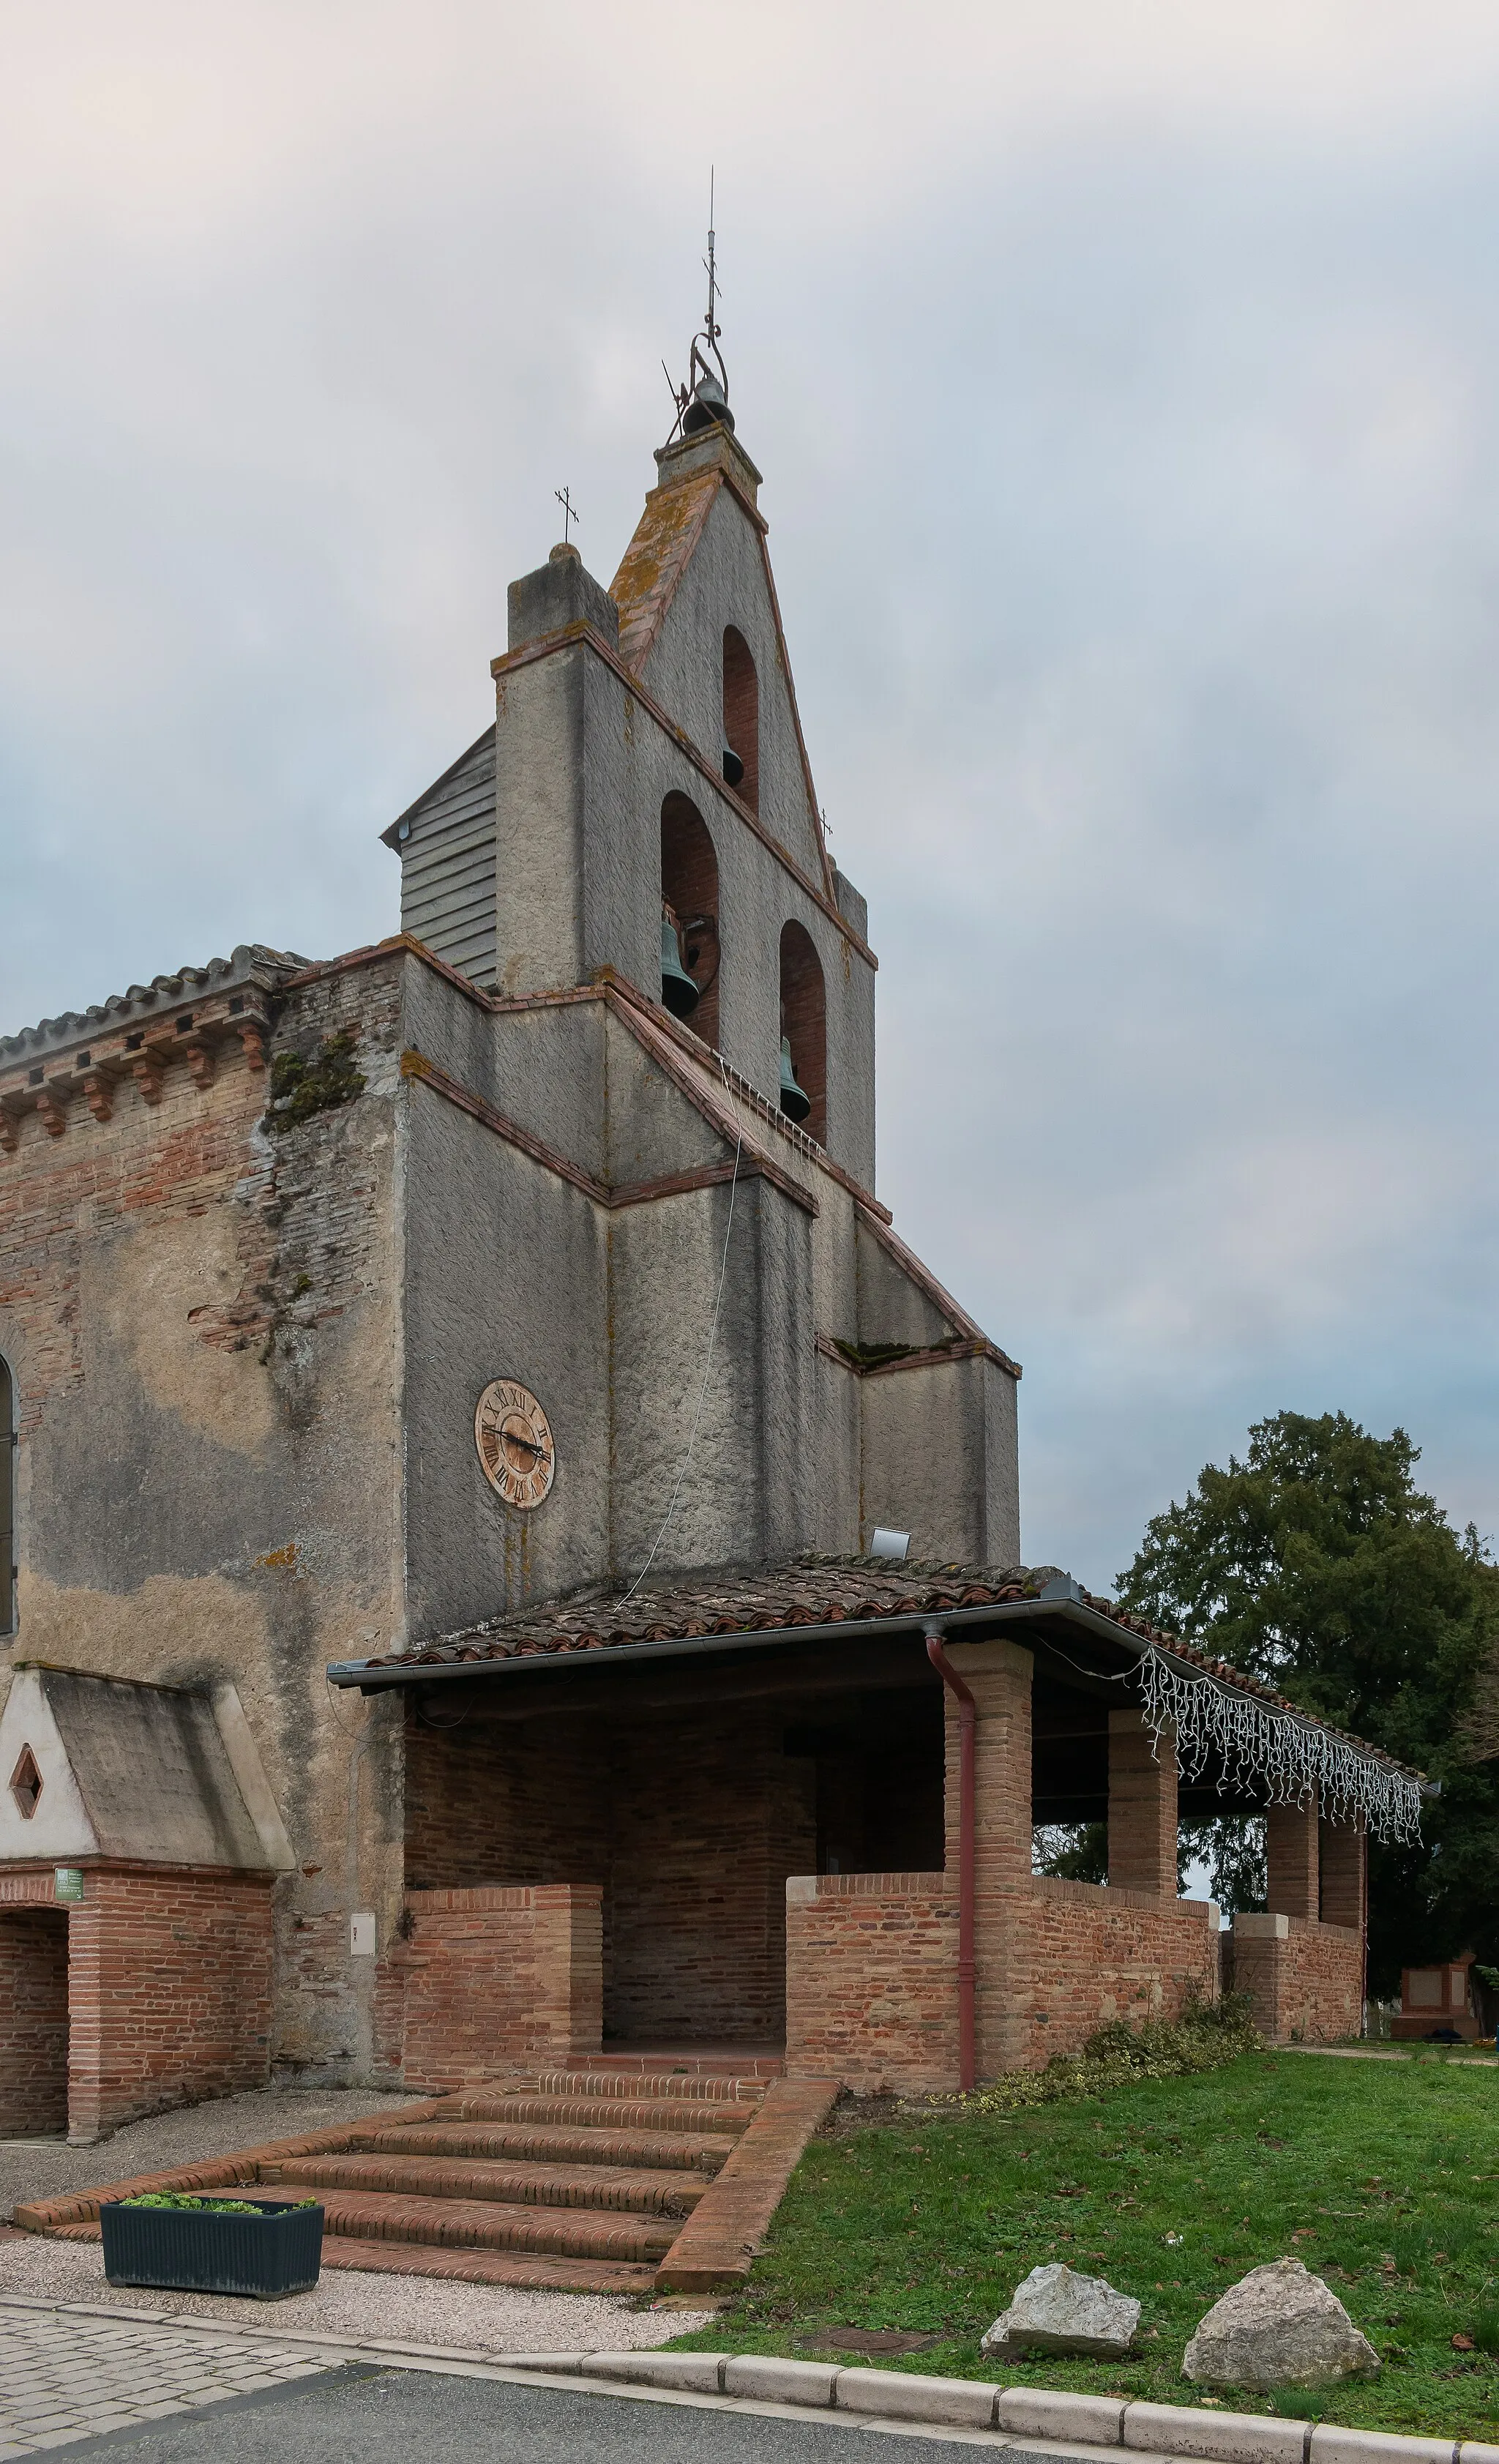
[661,911,700,1018]
[779,1037,811,1123]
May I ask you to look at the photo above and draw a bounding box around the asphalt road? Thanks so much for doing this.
[75,2365,993,2462]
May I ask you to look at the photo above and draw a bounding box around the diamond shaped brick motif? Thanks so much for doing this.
[9,1742,42,1818]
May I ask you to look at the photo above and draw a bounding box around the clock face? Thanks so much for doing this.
[474,1380,556,1510]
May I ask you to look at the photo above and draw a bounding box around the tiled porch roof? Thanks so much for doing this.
[342,1555,1419,1780]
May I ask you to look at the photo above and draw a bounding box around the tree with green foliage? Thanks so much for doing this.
[1114,1409,1499,1996]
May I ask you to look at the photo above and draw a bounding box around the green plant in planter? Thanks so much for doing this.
[119,2193,318,2214]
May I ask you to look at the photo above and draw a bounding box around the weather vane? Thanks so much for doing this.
[553,485,580,544]
[662,169,733,443]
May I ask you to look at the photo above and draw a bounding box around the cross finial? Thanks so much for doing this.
[553,485,580,544]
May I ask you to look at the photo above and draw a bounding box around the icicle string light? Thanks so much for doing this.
[1137,1644,1423,1843]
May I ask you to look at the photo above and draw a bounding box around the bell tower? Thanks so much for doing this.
[385,311,878,1187]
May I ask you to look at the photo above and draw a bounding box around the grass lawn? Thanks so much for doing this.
[669,2050,1499,2439]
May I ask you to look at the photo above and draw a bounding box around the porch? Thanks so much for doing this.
[352,1561,1405,2095]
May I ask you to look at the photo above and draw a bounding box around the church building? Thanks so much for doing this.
[0,340,1418,2154]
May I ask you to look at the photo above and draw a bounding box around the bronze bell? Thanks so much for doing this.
[661,911,700,1018]
[779,1036,811,1123]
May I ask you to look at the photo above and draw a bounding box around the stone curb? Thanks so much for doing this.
[0,2304,1487,2464]
[498,2351,1497,2463]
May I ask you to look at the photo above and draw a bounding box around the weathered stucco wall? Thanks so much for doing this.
[0,949,409,2086]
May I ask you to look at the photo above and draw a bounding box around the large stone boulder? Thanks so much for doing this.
[982,2263,1140,2359]
[1183,2258,1380,2389]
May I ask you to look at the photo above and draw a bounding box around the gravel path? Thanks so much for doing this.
[0,2087,424,2222]
[0,2088,714,2353]
[0,2237,713,2353]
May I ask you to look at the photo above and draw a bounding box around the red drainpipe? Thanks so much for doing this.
[925,1625,976,2092]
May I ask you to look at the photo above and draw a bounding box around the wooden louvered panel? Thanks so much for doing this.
[394,731,498,988]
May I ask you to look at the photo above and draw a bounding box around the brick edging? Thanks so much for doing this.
[12,2100,454,2231]
[504,2353,1495,2464]
[654,2077,840,2292]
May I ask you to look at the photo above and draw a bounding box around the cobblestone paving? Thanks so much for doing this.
[0,2305,340,2452]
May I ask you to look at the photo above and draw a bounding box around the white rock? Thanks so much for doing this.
[982,2262,1140,2359]
[1183,2258,1380,2390]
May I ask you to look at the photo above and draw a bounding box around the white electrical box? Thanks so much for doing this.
[349,1911,376,1957]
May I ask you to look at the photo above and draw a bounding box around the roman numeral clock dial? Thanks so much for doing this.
[474,1380,556,1510]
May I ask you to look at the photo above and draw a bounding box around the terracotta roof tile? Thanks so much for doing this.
[343,1553,1416,1777]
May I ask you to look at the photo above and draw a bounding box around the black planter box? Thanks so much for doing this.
[100,2197,324,2300]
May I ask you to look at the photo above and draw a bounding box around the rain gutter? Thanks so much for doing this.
[326,1589,1430,1791]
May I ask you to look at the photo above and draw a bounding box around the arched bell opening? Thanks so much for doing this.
[722,627,759,814]
[778,919,826,1146]
[660,793,721,1048]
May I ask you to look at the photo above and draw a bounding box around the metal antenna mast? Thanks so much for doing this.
[703,168,720,352]
[662,171,734,443]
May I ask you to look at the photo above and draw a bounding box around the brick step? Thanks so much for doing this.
[557,2051,784,2081]
[320,2235,657,2293]
[261,2153,705,2217]
[442,2091,755,2137]
[349,2121,736,2175]
[301,2185,677,2263]
[528,2068,769,2104]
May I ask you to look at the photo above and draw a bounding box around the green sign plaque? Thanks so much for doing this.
[53,1867,83,1904]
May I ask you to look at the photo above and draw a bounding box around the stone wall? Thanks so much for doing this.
[0,1908,68,2133]
[785,1872,957,2091]
[392,1884,602,2089]
[67,1867,275,2140]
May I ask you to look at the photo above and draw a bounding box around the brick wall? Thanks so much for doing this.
[407,1706,818,2046]
[785,1873,957,2091]
[0,1909,68,2133]
[393,1885,602,2089]
[66,1867,274,2140]
[1230,1912,1362,2042]
[1025,1876,1220,2064]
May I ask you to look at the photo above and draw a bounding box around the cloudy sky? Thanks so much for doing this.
[6,1,1499,1589]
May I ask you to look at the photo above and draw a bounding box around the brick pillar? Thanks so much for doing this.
[943,1638,1033,2078]
[1319,1816,1367,1933]
[1266,1793,1319,1920]
[1107,1710,1178,1895]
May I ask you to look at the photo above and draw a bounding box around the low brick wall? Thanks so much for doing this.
[397,1884,602,2090]
[1229,1913,1362,2041]
[67,1868,275,2141]
[0,1909,69,2135]
[785,1873,957,2093]
[1025,1877,1221,2064]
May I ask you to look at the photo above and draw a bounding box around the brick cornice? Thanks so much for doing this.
[260,936,894,1226]
[815,1332,1022,1383]
[399,1050,818,1217]
[853,1204,1020,1375]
